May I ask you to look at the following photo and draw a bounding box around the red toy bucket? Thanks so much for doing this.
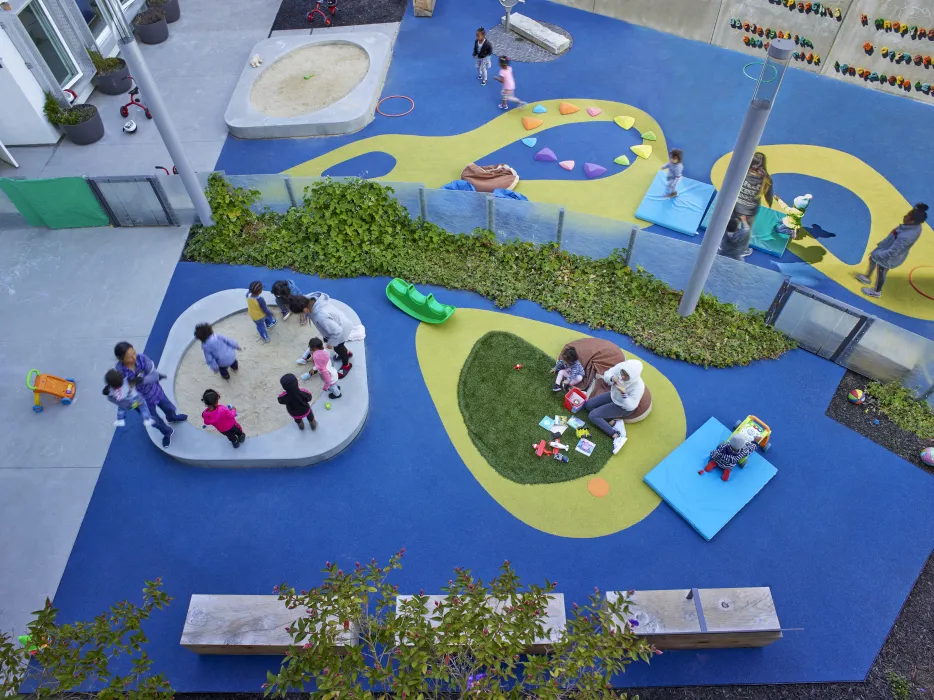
[564,387,587,412]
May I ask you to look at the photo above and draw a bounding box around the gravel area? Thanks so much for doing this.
[271,0,405,32]
[174,311,329,437]
[175,553,934,699]
[486,21,573,63]
[826,370,934,476]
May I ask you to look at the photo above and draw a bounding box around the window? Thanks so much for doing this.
[74,0,135,40]
[18,0,81,87]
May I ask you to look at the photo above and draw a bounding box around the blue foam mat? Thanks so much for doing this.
[635,171,715,237]
[643,417,778,541]
[750,207,791,257]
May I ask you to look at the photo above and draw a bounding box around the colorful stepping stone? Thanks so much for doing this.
[521,137,537,147]
[522,117,544,131]
[586,107,602,117]
[559,102,580,115]
[534,147,557,162]
[641,130,658,141]
[614,155,631,166]
[559,160,575,171]
[614,116,635,130]
[631,144,653,159]
[583,163,607,179]
[532,105,548,114]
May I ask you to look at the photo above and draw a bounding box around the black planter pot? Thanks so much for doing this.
[148,0,180,22]
[61,106,104,145]
[92,58,130,95]
[135,15,169,44]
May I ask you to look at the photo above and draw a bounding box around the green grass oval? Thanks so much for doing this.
[458,331,613,485]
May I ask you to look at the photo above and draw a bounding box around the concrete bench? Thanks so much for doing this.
[501,13,571,55]
[180,594,359,655]
[395,594,566,653]
[606,587,782,650]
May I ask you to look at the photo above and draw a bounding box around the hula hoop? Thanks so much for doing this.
[909,265,934,300]
[743,62,779,83]
[377,95,414,117]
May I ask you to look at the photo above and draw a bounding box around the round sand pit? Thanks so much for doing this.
[250,43,370,118]
[174,312,334,438]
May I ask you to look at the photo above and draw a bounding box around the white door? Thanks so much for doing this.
[0,24,61,146]
[0,138,18,167]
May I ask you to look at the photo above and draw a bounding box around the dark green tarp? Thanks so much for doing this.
[0,177,110,229]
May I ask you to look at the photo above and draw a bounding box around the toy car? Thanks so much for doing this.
[26,369,76,413]
[731,415,772,460]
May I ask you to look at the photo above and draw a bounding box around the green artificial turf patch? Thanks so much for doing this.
[457,331,612,485]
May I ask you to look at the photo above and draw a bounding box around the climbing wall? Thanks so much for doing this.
[712,0,854,73]
[549,0,723,43]
[824,0,934,102]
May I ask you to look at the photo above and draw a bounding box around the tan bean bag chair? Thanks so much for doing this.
[461,163,520,192]
[561,338,653,423]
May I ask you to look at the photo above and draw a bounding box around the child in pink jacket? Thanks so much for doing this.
[297,337,342,399]
[201,388,245,448]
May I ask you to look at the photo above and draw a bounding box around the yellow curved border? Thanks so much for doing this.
[416,309,686,539]
[285,99,667,226]
[712,146,934,320]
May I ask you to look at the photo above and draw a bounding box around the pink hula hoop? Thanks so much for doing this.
[377,95,414,117]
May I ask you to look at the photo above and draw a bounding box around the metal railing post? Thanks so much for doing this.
[623,225,638,266]
[556,207,565,247]
[418,187,427,221]
[487,195,495,233]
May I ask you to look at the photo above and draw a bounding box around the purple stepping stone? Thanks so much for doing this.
[534,147,557,163]
[584,162,607,179]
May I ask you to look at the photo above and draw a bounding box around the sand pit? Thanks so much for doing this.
[250,43,370,118]
[174,312,335,438]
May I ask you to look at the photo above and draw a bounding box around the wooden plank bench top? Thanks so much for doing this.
[180,594,359,655]
[606,587,782,650]
[395,594,566,653]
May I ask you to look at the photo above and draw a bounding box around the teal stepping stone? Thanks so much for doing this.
[521,137,537,147]
[532,105,547,114]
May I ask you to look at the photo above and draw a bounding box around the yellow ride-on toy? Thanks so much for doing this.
[26,369,76,413]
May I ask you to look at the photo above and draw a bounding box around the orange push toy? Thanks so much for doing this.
[26,369,76,413]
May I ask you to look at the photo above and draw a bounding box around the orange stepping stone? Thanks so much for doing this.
[588,477,610,498]
[522,117,544,131]
[559,102,580,115]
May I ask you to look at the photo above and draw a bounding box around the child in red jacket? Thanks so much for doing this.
[201,389,245,447]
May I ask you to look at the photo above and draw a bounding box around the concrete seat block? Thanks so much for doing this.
[502,13,571,55]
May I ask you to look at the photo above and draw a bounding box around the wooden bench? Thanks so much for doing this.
[180,594,359,655]
[606,587,782,650]
[395,594,566,653]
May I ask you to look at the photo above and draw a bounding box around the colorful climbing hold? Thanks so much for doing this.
[558,160,575,171]
[583,163,607,179]
[532,105,547,114]
[864,42,873,53]
[614,116,636,130]
[521,137,537,147]
[640,130,657,141]
[613,155,631,166]
[559,103,580,115]
[533,147,558,163]
[586,107,602,117]
[630,144,653,160]
[522,117,544,131]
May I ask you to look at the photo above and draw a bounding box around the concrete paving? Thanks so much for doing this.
[0,224,188,639]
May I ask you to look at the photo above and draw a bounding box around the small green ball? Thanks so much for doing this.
[325,402,332,410]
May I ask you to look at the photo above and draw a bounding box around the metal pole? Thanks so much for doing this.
[97,0,214,226]
[678,39,793,317]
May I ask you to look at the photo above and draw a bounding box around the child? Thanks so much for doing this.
[194,323,241,380]
[298,337,342,399]
[856,203,928,298]
[473,27,493,85]
[774,194,812,239]
[551,346,584,393]
[278,373,317,431]
[718,215,752,261]
[103,369,154,427]
[494,56,526,110]
[289,292,354,378]
[271,279,301,320]
[201,389,246,448]
[701,430,760,481]
[661,149,683,198]
[246,281,277,342]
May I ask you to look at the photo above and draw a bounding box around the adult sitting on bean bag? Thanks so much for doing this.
[581,360,646,455]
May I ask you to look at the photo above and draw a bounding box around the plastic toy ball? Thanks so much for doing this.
[920,447,934,466]
[325,402,332,410]
[847,388,865,404]
[514,364,523,370]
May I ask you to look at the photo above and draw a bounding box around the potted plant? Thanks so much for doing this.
[146,0,179,23]
[87,49,130,95]
[133,8,168,44]
[43,92,104,145]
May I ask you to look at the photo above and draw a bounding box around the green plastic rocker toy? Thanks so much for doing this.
[385,278,456,324]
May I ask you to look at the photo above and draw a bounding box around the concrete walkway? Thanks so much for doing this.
[0,225,187,638]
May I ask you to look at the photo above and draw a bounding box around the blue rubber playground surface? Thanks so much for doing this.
[50,263,934,691]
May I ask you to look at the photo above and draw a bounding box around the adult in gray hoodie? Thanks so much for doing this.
[856,203,928,298]
[290,292,355,377]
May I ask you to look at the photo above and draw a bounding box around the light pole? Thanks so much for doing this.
[97,0,214,226]
[500,0,525,33]
[677,38,793,317]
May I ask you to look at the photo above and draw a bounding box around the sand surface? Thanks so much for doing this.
[174,312,333,438]
[250,43,370,118]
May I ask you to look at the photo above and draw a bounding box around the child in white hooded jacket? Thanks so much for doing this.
[289,291,355,378]
[579,360,645,454]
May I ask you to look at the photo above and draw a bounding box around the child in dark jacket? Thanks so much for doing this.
[194,323,241,379]
[700,431,760,481]
[473,27,493,85]
[201,389,246,447]
[271,279,302,319]
[103,369,154,427]
[278,373,317,431]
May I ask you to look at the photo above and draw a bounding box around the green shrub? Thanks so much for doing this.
[867,381,934,439]
[886,670,911,700]
[42,92,96,127]
[42,91,64,126]
[87,48,124,75]
[185,174,796,368]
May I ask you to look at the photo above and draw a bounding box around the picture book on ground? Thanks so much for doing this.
[539,416,555,430]
[550,424,568,436]
[554,415,568,426]
[568,417,585,429]
[576,438,596,456]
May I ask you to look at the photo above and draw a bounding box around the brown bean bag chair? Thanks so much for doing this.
[561,338,653,423]
[461,163,519,192]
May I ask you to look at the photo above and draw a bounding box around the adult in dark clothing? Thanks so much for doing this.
[473,27,493,85]
[733,151,775,229]
[113,341,187,447]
